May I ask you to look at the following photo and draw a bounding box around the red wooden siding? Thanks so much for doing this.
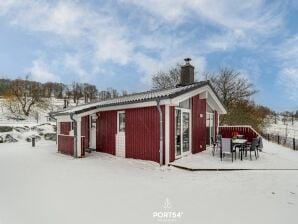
[81,115,89,150]
[60,122,71,135]
[169,106,175,162]
[219,126,258,142]
[125,106,165,163]
[81,136,86,157]
[192,96,206,153]
[96,111,117,155]
[58,135,74,155]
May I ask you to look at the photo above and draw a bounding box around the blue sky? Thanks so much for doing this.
[0,0,298,112]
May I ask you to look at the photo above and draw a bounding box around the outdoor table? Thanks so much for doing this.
[232,139,247,160]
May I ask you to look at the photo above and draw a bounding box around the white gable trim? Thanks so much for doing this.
[206,85,227,114]
[171,86,208,105]
[171,85,227,114]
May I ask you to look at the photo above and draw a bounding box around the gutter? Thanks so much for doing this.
[70,113,78,158]
[156,99,164,166]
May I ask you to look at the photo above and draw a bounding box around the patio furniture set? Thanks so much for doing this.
[211,135,263,162]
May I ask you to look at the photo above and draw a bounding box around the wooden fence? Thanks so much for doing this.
[262,132,297,150]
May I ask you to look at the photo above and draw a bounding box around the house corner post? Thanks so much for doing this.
[165,104,170,165]
[76,116,82,158]
[56,120,60,149]
[156,100,164,166]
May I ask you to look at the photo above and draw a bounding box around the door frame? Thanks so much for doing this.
[175,107,192,159]
[116,111,125,157]
[206,112,215,145]
[89,114,97,149]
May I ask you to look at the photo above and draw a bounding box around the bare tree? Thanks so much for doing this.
[71,82,83,104]
[98,90,110,101]
[82,83,98,103]
[210,68,257,108]
[121,90,128,96]
[152,64,181,89]
[4,77,48,116]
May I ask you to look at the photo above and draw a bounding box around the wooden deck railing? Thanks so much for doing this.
[218,125,261,142]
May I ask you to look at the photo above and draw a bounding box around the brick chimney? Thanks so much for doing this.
[180,58,194,86]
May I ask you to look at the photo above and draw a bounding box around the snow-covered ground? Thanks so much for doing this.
[264,116,298,138]
[0,97,85,125]
[0,123,56,143]
[0,141,298,224]
[172,140,298,170]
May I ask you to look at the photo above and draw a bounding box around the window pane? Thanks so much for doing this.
[182,112,189,152]
[179,99,190,109]
[175,110,181,156]
[119,113,125,132]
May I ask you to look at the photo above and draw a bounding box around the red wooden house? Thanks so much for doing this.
[52,59,227,165]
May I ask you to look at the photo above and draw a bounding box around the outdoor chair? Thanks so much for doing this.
[211,137,217,156]
[246,138,259,160]
[221,138,236,162]
[212,135,222,156]
[256,137,263,152]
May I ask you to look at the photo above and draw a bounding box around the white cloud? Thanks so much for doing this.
[6,1,90,36]
[136,53,206,86]
[25,59,60,83]
[64,54,88,81]
[121,0,283,31]
[1,1,134,66]
[276,35,298,65]
[94,33,134,65]
[121,0,284,52]
[275,35,298,101]
[0,0,287,92]
[278,68,298,101]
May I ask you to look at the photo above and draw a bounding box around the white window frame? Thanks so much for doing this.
[117,111,125,133]
[206,112,215,145]
[175,107,192,159]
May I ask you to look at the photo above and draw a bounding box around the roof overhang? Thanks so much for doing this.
[52,82,227,119]
[170,84,227,114]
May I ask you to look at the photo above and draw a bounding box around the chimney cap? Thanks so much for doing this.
[184,58,191,64]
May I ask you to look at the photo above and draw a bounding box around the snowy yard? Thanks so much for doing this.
[172,140,298,170]
[1,141,298,224]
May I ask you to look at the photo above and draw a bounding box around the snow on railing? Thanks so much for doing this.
[218,125,261,142]
[219,125,261,136]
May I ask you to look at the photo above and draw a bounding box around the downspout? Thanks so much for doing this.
[156,99,163,166]
[70,113,78,158]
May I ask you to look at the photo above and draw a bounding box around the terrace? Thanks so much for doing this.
[171,126,298,171]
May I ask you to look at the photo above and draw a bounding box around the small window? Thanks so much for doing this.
[118,112,125,132]
[179,99,190,109]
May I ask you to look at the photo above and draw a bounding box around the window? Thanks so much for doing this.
[118,112,125,132]
[179,99,190,109]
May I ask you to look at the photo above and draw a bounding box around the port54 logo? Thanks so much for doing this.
[153,198,184,222]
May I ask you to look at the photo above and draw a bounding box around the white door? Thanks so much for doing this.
[175,108,191,158]
[89,114,97,149]
[116,111,125,157]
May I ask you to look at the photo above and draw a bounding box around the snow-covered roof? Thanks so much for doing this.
[52,81,223,116]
